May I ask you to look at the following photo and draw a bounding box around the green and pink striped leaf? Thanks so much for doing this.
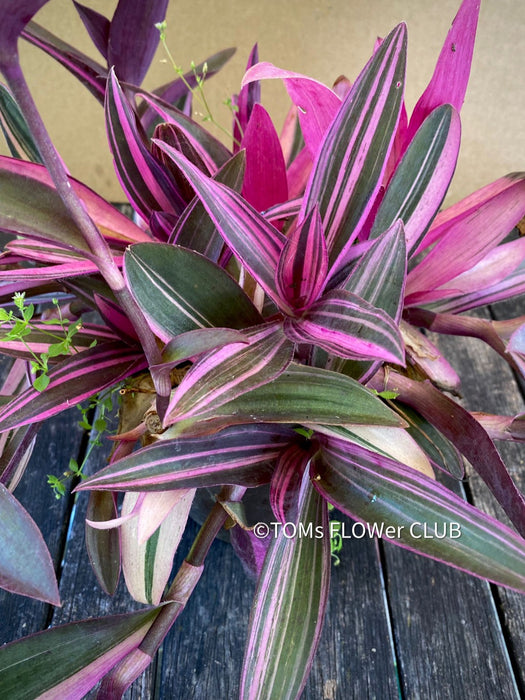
[0,483,59,604]
[165,322,294,425]
[313,436,525,592]
[233,44,261,147]
[370,104,461,254]
[285,289,405,364]
[301,23,406,277]
[22,21,107,102]
[199,363,403,429]
[0,155,150,249]
[152,140,287,306]
[0,608,161,698]
[124,243,262,342]
[269,442,313,524]
[0,342,145,432]
[275,206,327,311]
[76,425,297,492]
[240,474,330,699]
[106,69,186,222]
[367,370,525,538]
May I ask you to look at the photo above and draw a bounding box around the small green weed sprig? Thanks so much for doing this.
[47,387,119,499]
[155,20,242,145]
[0,293,85,391]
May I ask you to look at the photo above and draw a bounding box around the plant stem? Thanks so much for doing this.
[97,484,246,698]
[1,59,170,401]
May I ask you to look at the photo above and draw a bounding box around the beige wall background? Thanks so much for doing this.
[10,0,525,206]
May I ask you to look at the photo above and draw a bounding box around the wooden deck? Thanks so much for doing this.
[1,297,524,699]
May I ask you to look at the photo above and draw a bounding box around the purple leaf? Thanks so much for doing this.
[301,24,406,278]
[0,342,145,432]
[406,175,525,298]
[165,322,294,425]
[106,69,186,222]
[0,1,49,67]
[73,1,110,60]
[285,289,405,364]
[368,370,525,538]
[241,103,288,211]
[230,525,270,580]
[406,0,480,142]
[152,141,287,306]
[313,436,525,592]
[233,44,261,147]
[22,21,107,102]
[76,425,296,492]
[241,473,330,699]
[108,0,169,86]
[242,61,341,158]
[0,257,117,283]
[275,206,328,311]
[0,483,59,604]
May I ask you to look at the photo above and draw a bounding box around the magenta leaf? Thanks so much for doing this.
[406,175,525,298]
[0,483,59,604]
[313,437,525,592]
[0,342,145,433]
[370,104,461,254]
[106,69,186,222]
[407,0,480,142]
[301,23,406,277]
[0,0,49,67]
[241,61,341,158]
[0,608,160,697]
[241,103,288,211]
[73,1,110,60]
[165,322,294,425]
[152,141,287,306]
[286,289,405,364]
[275,206,328,311]
[233,44,261,147]
[76,425,297,492]
[22,21,107,102]
[240,473,330,699]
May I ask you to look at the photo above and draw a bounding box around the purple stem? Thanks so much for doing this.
[1,58,170,404]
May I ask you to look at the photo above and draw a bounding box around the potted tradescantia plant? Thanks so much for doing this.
[0,0,524,696]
